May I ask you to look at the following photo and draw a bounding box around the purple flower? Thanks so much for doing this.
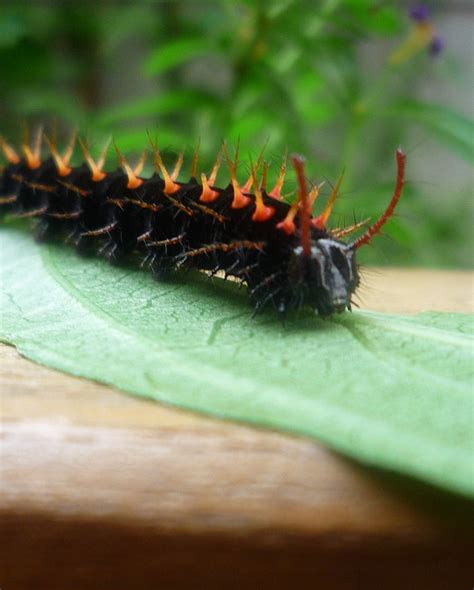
[389,3,445,64]
[407,5,445,59]
[409,5,430,23]
[429,35,445,57]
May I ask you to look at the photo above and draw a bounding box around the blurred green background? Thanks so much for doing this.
[0,0,472,267]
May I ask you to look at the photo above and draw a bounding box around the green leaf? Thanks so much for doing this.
[143,38,217,76]
[365,6,400,35]
[345,3,401,35]
[0,12,27,47]
[95,90,217,127]
[1,226,473,497]
[382,101,474,163]
[12,88,86,124]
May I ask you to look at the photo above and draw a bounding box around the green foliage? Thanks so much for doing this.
[144,38,218,76]
[0,0,472,267]
[381,100,474,163]
[1,226,473,496]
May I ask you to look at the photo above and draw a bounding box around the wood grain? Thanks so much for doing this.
[1,268,473,589]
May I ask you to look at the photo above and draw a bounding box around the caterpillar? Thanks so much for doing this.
[0,127,406,317]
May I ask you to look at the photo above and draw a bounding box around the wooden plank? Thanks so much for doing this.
[1,268,473,589]
[353,267,473,313]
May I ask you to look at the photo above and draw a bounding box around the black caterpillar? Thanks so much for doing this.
[0,128,406,317]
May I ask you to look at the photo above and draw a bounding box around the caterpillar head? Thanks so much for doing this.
[289,239,359,315]
[289,149,406,316]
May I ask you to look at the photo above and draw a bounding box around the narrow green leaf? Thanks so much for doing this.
[143,38,216,76]
[96,91,216,127]
[0,13,27,47]
[1,226,473,497]
[381,100,474,162]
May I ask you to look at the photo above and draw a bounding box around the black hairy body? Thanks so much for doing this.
[0,136,405,318]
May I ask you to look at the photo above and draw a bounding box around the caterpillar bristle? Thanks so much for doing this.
[150,141,181,195]
[332,217,371,239]
[190,138,201,179]
[22,125,43,170]
[249,157,274,222]
[0,137,21,165]
[223,141,250,209]
[268,152,287,200]
[312,169,344,230]
[260,161,268,192]
[0,194,18,205]
[79,137,110,182]
[199,172,220,203]
[114,142,145,190]
[276,200,298,235]
[171,152,184,182]
[308,181,324,209]
[242,138,268,193]
[45,130,76,177]
[208,146,223,186]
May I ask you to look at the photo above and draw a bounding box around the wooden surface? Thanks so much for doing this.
[1,268,473,589]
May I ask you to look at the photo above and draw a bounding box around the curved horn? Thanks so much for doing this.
[350,149,406,250]
[291,154,311,257]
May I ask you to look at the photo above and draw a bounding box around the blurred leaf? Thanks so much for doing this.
[292,69,336,126]
[227,109,275,145]
[382,101,474,163]
[0,40,51,84]
[96,91,217,127]
[267,0,296,20]
[100,6,158,51]
[0,13,26,47]
[269,45,301,74]
[349,3,401,35]
[366,6,401,35]
[143,38,218,76]
[13,89,86,123]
